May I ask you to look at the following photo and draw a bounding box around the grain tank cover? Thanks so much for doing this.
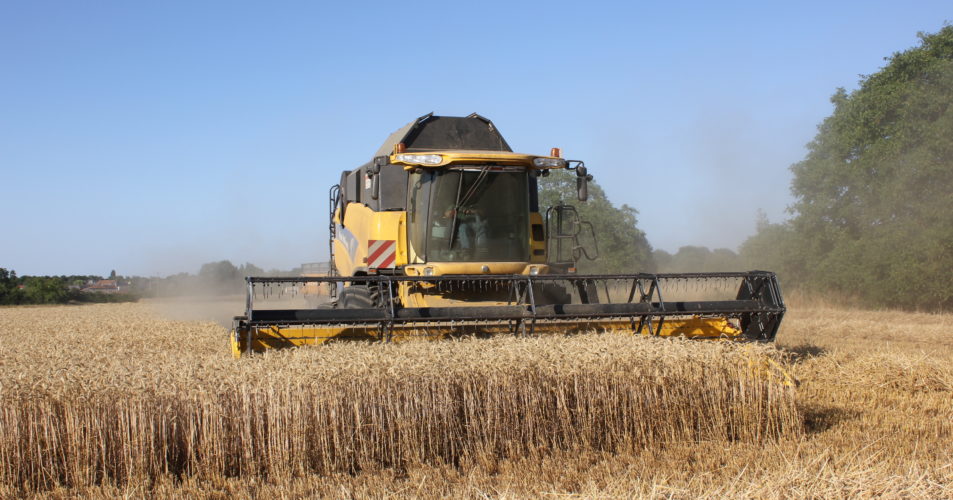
[374,113,512,157]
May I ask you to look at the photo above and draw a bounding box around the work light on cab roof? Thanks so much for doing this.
[394,153,444,166]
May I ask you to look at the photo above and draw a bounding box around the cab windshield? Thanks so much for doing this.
[408,167,529,263]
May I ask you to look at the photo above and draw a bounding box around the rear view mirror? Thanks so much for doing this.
[576,166,592,201]
[369,160,383,200]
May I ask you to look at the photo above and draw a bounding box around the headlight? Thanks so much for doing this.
[423,267,435,276]
[396,154,443,165]
[533,157,567,168]
[529,266,540,276]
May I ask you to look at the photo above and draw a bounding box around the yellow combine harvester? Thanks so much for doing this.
[231,113,785,356]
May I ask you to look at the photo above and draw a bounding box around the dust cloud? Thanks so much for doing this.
[147,296,245,329]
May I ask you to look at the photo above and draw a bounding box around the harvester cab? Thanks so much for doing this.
[231,113,785,356]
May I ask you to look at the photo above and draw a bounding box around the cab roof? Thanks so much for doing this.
[374,113,512,157]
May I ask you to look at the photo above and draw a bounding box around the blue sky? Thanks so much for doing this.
[1,1,950,276]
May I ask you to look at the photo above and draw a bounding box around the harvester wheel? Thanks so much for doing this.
[576,280,601,304]
[535,283,572,305]
[338,286,375,309]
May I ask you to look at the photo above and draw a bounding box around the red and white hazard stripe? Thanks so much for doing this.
[367,240,397,268]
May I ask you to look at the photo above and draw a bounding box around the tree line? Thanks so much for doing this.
[149,261,304,296]
[0,268,138,305]
[0,262,306,305]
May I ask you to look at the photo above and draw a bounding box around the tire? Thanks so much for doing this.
[575,280,600,304]
[337,286,375,309]
[535,283,573,305]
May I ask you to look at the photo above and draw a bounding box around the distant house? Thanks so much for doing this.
[82,279,121,294]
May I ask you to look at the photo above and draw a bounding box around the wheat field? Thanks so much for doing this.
[0,299,950,499]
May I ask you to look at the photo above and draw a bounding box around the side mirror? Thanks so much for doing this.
[576,166,592,201]
[371,174,380,200]
[369,160,383,200]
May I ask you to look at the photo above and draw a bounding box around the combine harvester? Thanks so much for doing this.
[232,113,785,356]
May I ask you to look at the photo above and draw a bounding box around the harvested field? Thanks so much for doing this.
[0,301,950,498]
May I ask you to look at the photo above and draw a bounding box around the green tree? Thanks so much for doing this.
[745,25,953,309]
[0,268,23,305]
[652,249,674,271]
[739,214,804,281]
[670,246,710,272]
[653,246,744,273]
[199,260,239,282]
[238,262,265,277]
[22,276,70,304]
[537,170,654,273]
[707,248,743,272]
[198,260,241,294]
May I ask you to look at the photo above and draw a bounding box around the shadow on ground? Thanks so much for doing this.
[781,343,828,362]
[799,404,861,434]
